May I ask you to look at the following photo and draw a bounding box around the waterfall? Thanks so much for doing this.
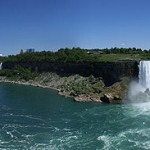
[0,63,2,70]
[128,60,150,102]
[139,61,150,89]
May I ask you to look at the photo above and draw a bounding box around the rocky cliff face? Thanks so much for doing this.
[100,77,130,103]
[2,61,139,86]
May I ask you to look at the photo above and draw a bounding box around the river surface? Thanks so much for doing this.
[0,83,150,150]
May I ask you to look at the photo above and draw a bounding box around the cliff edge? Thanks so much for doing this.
[1,61,139,103]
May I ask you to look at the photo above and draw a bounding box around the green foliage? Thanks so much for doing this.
[0,65,38,81]
[62,75,105,96]
[96,54,137,62]
[3,47,150,65]
[0,69,14,77]
[102,47,143,54]
[4,47,150,64]
[139,53,150,60]
[0,56,7,62]
[88,75,97,83]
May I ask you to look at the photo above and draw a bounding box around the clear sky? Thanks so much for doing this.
[0,0,150,55]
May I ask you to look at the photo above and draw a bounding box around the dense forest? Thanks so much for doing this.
[1,47,150,63]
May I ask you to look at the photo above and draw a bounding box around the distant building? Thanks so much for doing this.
[26,48,35,53]
[20,49,24,54]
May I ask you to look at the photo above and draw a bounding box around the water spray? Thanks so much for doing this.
[128,60,150,102]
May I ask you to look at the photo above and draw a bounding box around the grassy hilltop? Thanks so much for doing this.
[0,47,150,64]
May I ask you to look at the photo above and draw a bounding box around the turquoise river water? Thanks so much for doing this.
[0,83,150,150]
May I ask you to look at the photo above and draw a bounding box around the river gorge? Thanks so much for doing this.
[0,61,150,149]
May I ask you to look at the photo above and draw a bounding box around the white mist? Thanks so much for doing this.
[128,60,150,103]
[139,61,150,89]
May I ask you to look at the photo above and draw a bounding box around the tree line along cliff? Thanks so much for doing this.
[2,47,150,63]
[0,47,143,86]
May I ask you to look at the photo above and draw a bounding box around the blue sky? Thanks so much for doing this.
[0,0,150,55]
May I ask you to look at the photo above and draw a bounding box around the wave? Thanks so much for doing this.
[97,128,150,150]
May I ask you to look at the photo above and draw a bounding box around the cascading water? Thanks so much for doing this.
[0,62,2,70]
[139,61,150,89]
[128,60,150,102]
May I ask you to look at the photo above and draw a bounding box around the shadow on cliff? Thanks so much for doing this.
[2,61,139,86]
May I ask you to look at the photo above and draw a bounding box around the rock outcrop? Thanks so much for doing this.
[100,77,130,103]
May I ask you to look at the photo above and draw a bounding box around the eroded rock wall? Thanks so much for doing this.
[2,61,139,86]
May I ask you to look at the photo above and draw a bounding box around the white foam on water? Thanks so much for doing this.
[97,128,150,150]
[132,102,150,115]
[97,135,111,150]
[122,102,150,118]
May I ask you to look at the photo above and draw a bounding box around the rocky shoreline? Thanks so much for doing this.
[0,76,61,92]
[0,76,101,102]
[0,73,130,103]
[0,78,91,102]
